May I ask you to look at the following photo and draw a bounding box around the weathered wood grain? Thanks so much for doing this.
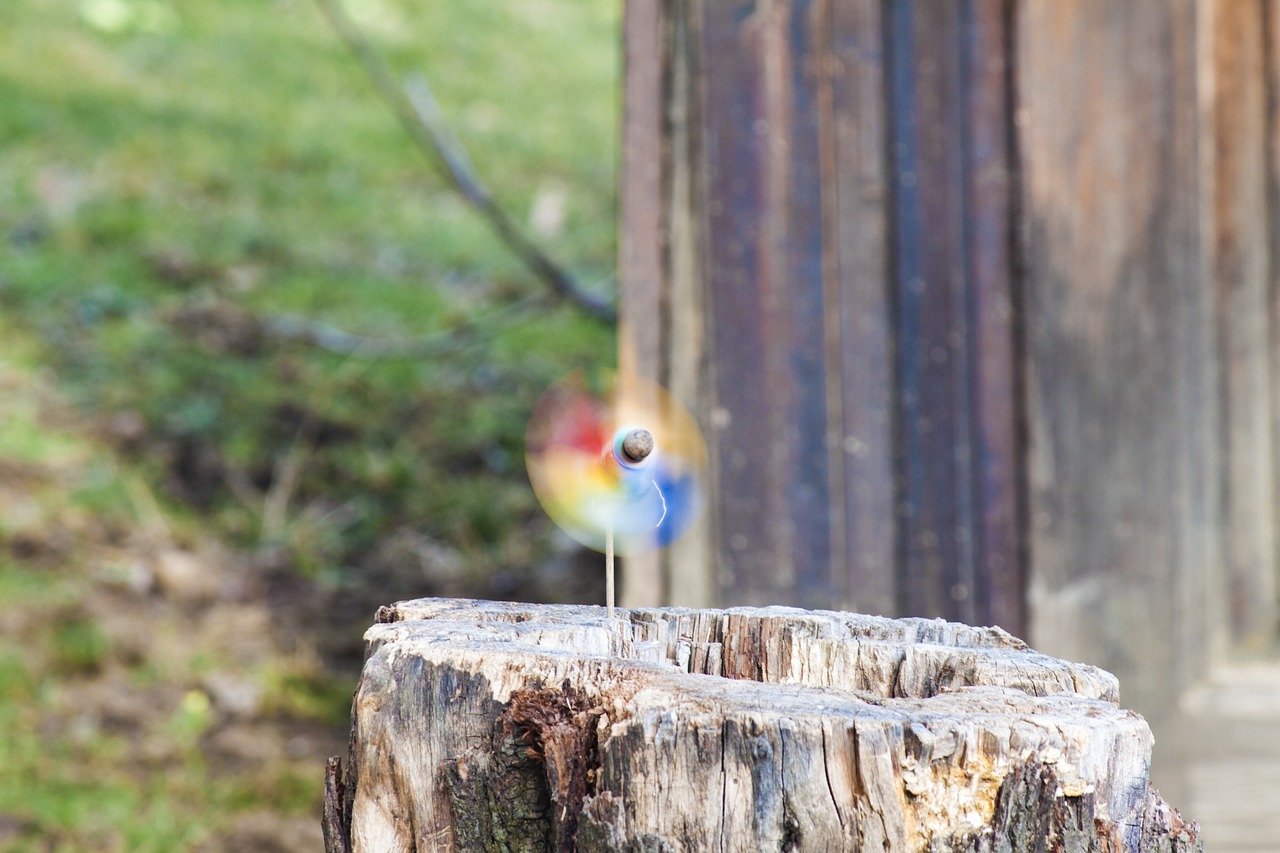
[325,599,1199,852]
[1269,1,1280,675]
[618,0,714,611]
[1205,0,1277,657]
[626,1,1025,630]
[1016,0,1212,743]
[693,0,836,609]
[962,0,1023,638]
[827,0,896,619]
[617,0,666,610]
[621,0,1280,831]
[887,0,977,625]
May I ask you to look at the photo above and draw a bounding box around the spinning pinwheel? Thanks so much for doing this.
[526,369,707,616]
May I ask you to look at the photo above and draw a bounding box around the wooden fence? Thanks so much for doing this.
[619,0,1280,809]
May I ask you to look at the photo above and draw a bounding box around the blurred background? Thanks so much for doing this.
[3,0,1279,851]
[0,0,619,849]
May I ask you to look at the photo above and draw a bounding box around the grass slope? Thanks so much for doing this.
[1,0,618,572]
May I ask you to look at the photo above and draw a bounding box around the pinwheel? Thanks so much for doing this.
[526,369,706,615]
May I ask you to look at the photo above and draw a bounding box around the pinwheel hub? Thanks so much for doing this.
[617,427,654,465]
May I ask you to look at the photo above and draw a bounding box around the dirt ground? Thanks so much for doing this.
[0,357,349,851]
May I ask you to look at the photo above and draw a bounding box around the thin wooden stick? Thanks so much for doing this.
[605,527,615,619]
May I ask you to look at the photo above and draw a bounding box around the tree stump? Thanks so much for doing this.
[323,599,1201,852]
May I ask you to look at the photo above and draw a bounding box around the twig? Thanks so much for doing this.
[402,73,488,209]
[122,470,173,547]
[262,438,310,543]
[260,336,374,543]
[260,293,543,359]
[311,0,617,323]
[162,288,547,362]
[222,464,264,511]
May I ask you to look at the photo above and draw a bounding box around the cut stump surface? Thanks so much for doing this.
[324,599,1201,852]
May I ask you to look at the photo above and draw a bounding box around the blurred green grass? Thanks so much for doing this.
[0,0,617,574]
[0,0,619,847]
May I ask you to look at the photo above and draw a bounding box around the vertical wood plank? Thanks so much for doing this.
[776,0,833,607]
[619,0,666,386]
[964,0,1025,637]
[1160,1,1219,805]
[619,0,668,607]
[664,0,714,607]
[1269,0,1280,659]
[698,0,784,604]
[887,0,978,623]
[1017,0,1210,732]
[628,0,1020,623]
[828,0,897,617]
[1207,0,1278,656]
[816,0,848,607]
[696,0,834,606]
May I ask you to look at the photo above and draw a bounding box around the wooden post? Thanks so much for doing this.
[620,0,1025,633]
[323,598,1201,852]
[624,0,1280,816]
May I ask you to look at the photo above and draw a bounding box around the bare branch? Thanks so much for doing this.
[401,73,489,209]
[162,288,550,361]
[310,0,617,323]
[260,294,544,359]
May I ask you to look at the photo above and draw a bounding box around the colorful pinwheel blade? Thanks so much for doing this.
[526,371,707,555]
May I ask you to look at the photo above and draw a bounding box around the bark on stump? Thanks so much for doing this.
[323,599,1201,852]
